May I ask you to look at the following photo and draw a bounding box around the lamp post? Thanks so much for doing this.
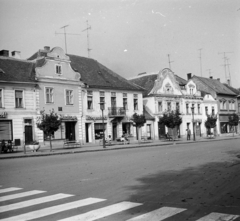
[191,106,196,141]
[100,102,106,148]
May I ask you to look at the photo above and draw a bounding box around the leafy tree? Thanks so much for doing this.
[228,113,239,136]
[36,109,61,151]
[159,110,182,140]
[132,113,146,140]
[205,114,217,137]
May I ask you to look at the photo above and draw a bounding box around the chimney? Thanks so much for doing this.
[187,73,192,80]
[217,78,220,82]
[0,50,9,57]
[11,51,21,59]
[209,76,213,79]
[227,79,230,86]
[44,46,50,52]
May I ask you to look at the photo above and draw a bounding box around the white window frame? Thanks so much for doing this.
[133,94,138,111]
[158,101,162,112]
[15,89,24,108]
[100,91,105,110]
[55,64,62,75]
[65,89,74,105]
[45,87,54,104]
[87,90,93,110]
[0,88,4,108]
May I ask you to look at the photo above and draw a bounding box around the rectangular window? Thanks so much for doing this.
[56,64,62,75]
[158,101,162,112]
[238,103,240,113]
[46,87,53,103]
[0,89,2,108]
[87,90,93,110]
[212,107,215,115]
[100,91,105,110]
[147,124,151,139]
[186,103,189,114]
[66,90,73,105]
[111,92,116,107]
[134,94,138,110]
[123,93,128,110]
[192,104,195,114]
[15,90,23,108]
[198,104,200,114]
[176,102,179,111]
[205,106,208,115]
[167,102,171,111]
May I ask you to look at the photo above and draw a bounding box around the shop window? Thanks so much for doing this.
[46,87,54,103]
[147,124,151,139]
[87,90,93,110]
[134,94,138,110]
[15,90,23,108]
[66,90,73,105]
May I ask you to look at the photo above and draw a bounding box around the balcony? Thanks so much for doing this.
[108,107,126,117]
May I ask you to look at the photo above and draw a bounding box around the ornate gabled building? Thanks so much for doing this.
[28,46,143,144]
[129,68,210,139]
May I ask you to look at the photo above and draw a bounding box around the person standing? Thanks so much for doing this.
[187,128,191,140]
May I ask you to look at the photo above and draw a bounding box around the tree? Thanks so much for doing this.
[159,110,182,140]
[228,113,239,136]
[205,114,217,137]
[36,109,61,151]
[132,113,146,141]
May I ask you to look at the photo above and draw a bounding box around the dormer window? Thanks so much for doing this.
[56,64,62,75]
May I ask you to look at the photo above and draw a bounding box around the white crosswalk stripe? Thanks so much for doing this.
[0,198,106,221]
[0,187,22,194]
[126,206,186,221]
[196,212,240,221]
[0,193,73,213]
[58,201,142,221]
[0,190,45,202]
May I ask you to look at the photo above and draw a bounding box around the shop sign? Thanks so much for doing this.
[59,114,78,121]
[86,115,107,121]
[0,112,7,118]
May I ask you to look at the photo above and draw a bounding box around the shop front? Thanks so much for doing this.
[0,112,12,140]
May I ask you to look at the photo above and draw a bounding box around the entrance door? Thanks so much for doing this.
[25,125,33,144]
[112,123,117,140]
[65,122,76,141]
[158,123,165,139]
[85,123,89,143]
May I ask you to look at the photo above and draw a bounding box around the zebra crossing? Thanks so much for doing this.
[0,186,239,221]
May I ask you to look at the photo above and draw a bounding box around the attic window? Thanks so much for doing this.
[55,64,62,75]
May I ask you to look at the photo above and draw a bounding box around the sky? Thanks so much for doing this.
[0,0,240,87]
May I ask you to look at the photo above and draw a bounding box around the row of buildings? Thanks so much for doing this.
[0,46,239,147]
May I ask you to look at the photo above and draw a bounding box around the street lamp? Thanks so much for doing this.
[191,106,196,141]
[100,102,106,148]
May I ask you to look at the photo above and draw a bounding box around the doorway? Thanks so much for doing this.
[112,123,117,140]
[158,123,165,139]
[65,122,76,141]
[25,125,33,144]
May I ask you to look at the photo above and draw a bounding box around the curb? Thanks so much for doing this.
[0,136,239,160]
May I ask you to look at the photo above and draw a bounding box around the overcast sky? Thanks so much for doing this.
[0,0,239,87]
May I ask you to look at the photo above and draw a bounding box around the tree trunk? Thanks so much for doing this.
[49,135,52,152]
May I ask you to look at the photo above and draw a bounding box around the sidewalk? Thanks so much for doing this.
[1,134,240,159]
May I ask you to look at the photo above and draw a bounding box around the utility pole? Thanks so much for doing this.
[167,54,174,70]
[55,25,81,54]
[206,69,212,78]
[198,48,203,76]
[218,52,233,82]
[82,20,92,58]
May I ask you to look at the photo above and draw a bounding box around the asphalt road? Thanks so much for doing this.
[0,139,240,220]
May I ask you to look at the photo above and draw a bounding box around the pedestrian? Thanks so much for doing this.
[187,128,191,140]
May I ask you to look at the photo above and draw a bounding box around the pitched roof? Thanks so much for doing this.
[0,57,36,83]
[193,76,236,96]
[129,72,187,97]
[28,51,142,91]
[223,83,240,95]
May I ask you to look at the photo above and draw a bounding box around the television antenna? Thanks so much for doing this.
[82,20,92,58]
[55,25,81,53]
[198,48,203,76]
[218,51,233,82]
[167,54,174,70]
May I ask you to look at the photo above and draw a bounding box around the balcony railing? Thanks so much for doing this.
[108,107,126,117]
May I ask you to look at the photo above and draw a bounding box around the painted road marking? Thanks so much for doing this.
[59,201,142,221]
[127,207,186,221]
[0,188,22,194]
[0,193,73,213]
[0,190,45,202]
[196,212,240,221]
[0,198,106,221]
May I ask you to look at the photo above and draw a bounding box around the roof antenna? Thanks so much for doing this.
[218,51,233,82]
[82,20,92,58]
[198,48,203,76]
[167,54,174,70]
